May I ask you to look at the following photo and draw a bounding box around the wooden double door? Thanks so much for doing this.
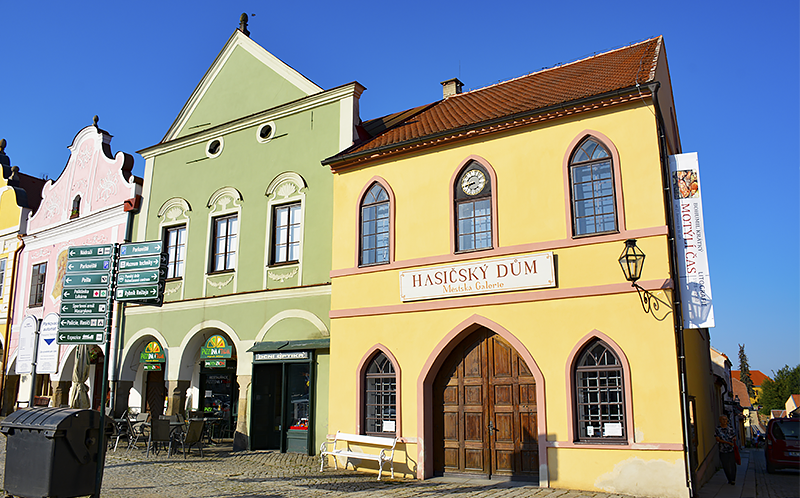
[433,328,538,479]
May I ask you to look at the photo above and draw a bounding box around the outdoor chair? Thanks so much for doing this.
[146,418,174,457]
[176,419,205,459]
[112,410,130,452]
[128,412,150,451]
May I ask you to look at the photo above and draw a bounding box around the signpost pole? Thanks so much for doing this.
[27,318,41,407]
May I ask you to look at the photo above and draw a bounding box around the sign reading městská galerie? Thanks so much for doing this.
[669,152,714,329]
[399,252,555,302]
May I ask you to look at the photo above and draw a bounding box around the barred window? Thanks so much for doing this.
[574,340,625,442]
[364,352,396,436]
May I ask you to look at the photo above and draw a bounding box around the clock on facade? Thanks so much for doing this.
[461,169,486,195]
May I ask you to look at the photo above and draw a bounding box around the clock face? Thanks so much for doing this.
[461,169,486,195]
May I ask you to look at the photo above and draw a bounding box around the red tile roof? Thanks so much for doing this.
[327,36,663,167]
[732,370,772,387]
[731,377,751,406]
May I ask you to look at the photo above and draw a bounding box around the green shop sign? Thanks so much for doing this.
[143,364,162,371]
[140,341,166,363]
[204,360,226,368]
[200,335,232,359]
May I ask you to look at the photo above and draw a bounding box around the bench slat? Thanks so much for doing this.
[333,432,395,447]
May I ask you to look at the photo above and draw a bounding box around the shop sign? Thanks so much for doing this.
[669,153,715,329]
[254,351,309,362]
[143,364,162,371]
[15,316,38,374]
[399,252,555,302]
[204,360,226,368]
[200,335,232,359]
[140,341,166,363]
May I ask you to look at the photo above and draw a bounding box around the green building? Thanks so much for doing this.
[119,18,363,453]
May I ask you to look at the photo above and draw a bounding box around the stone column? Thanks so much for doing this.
[166,380,190,416]
[233,374,251,451]
[51,380,71,407]
[113,380,134,416]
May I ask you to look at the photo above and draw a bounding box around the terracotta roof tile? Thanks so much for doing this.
[732,370,772,387]
[329,36,662,165]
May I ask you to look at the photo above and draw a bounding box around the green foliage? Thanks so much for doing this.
[738,344,755,398]
[758,364,800,415]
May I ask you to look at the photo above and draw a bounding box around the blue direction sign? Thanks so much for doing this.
[67,245,114,259]
[63,273,109,287]
[119,254,167,270]
[116,284,163,301]
[117,269,164,286]
[120,242,163,258]
[62,287,110,301]
[59,316,108,330]
[58,331,104,345]
[66,259,111,272]
[60,301,108,316]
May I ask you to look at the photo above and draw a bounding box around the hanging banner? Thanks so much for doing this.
[200,335,232,359]
[36,313,60,374]
[669,152,715,329]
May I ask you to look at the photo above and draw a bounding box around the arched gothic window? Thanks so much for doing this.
[364,352,397,436]
[569,138,617,236]
[574,339,626,442]
[455,161,492,252]
[360,183,390,266]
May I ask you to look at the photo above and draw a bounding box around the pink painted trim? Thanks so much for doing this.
[354,177,396,268]
[355,344,402,437]
[546,441,684,451]
[330,226,668,278]
[415,315,547,482]
[564,330,634,445]
[562,130,626,238]
[448,155,500,255]
[330,278,673,319]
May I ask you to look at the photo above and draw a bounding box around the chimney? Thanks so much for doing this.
[441,78,463,99]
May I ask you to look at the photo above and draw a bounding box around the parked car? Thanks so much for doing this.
[764,417,800,473]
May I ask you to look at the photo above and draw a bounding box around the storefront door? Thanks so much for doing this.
[433,328,538,479]
[250,353,312,453]
[199,361,238,431]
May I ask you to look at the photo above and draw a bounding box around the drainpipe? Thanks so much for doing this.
[649,82,695,496]
[0,234,25,414]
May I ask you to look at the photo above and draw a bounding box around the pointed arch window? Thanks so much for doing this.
[360,183,390,266]
[364,351,397,436]
[569,138,617,236]
[455,161,492,252]
[574,339,626,442]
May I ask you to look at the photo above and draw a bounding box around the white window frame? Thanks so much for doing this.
[264,172,306,287]
[158,198,192,301]
[204,187,243,296]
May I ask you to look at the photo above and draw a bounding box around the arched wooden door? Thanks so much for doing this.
[433,328,538,479]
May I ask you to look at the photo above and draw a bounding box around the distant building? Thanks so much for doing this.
[786,394,800,417]
[732,369,771,406]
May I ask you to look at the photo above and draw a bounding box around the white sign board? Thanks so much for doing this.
[399,252,555,301]
[15,316,38,374]
[36,313,60,374]
[669,153,715,329]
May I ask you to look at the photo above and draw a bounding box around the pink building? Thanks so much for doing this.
[5,119,141,410]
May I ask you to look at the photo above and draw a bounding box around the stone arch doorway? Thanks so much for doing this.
[432,326,538,480]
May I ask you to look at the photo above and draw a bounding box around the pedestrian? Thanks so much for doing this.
[715,415,738,484]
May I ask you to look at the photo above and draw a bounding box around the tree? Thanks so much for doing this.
[738,344,755,399]
[758,364,800,416]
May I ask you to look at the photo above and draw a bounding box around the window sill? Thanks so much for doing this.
[165,277,183,282]
[454,247,493,255]
[571,229,619,240]
[207,269,235,276]
[358,261,390,269]
[269,260,299,268]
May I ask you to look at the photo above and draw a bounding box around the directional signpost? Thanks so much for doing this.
[116,241,167,307]
[59,244,114,345]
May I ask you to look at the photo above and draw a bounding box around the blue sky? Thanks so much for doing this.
[2,1,798,375]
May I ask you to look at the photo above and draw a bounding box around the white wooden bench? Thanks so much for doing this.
[320,431,397,480]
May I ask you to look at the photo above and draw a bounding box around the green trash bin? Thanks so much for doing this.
[0,407,109,498]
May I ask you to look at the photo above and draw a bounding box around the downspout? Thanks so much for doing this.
[650,82,695,496]
[0,234,25,414]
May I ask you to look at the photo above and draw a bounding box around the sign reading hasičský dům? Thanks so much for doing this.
[669,152,714,329]
[399,252,555,302]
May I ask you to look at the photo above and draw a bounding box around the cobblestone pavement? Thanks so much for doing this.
[0,437,643,498]
[698,448,799,498]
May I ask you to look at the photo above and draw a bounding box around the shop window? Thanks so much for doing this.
[574,339,626,442]
[360,183,390,266]
[164,225,186,279]
[272,203,301,264]
[211,214,237,272]
[569,137,617,236]
[364,351,397,437]
[29,262,46,307]
[454,161,492,252]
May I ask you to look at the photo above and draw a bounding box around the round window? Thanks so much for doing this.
[206,137,224,158]
[256,121,276,143]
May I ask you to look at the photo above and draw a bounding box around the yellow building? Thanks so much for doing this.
[323,37,717,497]
[0,139,44,412]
